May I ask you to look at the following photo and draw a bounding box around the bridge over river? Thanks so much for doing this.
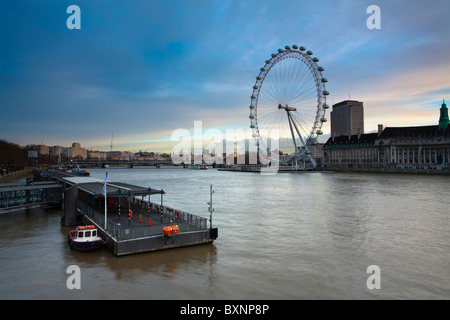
[73,159,174,168]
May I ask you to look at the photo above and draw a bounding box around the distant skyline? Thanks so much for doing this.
[1,0,449,152]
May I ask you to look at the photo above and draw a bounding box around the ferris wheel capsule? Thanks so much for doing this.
[292,45,299,49]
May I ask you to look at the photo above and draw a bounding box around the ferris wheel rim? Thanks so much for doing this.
[249,45,328,164]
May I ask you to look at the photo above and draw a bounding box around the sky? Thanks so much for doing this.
[1,0,449,152]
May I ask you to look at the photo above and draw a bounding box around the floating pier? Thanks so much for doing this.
[42,171,218,256]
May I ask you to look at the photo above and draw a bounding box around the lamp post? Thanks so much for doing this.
[207,184,214,229]
[103,169,108,230]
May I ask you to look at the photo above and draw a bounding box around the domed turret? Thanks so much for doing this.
[438,99,449,131]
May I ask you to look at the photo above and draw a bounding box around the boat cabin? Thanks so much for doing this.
[75,225,98,240]
[68,225,103,251]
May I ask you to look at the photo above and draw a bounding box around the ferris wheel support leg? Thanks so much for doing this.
[308,155,317,169]
[287,113,298,150]
[289,112,306,147]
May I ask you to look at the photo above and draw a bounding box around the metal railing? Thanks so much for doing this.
[77,199,208,240]
[0,184,61,210]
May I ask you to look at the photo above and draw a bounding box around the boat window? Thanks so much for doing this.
[92,230,97,236]
[78,232,84,238]
[85,231,91,237]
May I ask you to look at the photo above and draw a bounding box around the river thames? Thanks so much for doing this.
[0,168,449,300]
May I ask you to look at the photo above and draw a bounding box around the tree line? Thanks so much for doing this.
[0,140,62,169]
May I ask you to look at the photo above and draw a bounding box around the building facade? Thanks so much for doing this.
[323,132,378,168]
[88,150,107,159]
[330,100,364,137]
[70,142,87,159]
[376,125,450,170]
[323,101,450,172]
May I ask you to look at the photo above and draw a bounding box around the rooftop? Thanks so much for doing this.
[43,170,164,197]
[378,125,450,139]
[324,133,378,147]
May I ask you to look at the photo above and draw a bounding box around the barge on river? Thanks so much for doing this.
[41,170,218,256]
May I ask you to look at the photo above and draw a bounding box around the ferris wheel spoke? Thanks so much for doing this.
[289,80,317,102]
[250,46,328,167]
[285,61,311,101]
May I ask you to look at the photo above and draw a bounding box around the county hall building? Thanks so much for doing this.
[323,100,450,172]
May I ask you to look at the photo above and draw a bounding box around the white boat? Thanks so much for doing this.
[68,225,103,252]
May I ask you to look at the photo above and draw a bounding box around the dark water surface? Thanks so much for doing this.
[1,168,449,299]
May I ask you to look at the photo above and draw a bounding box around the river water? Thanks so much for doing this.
[0,168,449,300]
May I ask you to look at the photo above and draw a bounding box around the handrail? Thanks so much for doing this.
[77,199,208,240]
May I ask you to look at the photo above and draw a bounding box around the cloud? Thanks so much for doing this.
[1,0,450,152]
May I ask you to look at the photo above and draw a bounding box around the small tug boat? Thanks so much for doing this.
[68,225,103,252]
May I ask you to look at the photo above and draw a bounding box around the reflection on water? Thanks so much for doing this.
[1,169,449,299]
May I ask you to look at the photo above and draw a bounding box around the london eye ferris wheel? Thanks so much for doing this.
[249,45,329,168]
